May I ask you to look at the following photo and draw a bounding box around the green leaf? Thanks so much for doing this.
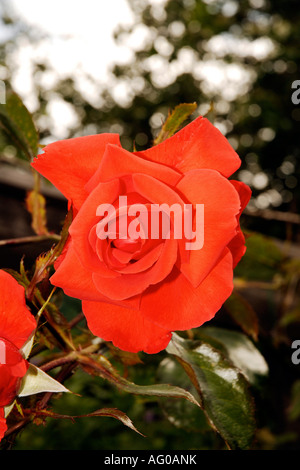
[154,102,197,145]
[234,232,283,281]
[0,89,39,160]
[18,364,70,397]
[198,327,268,386]
[166,333,256,450]
[78,353,200,408]
[280,304,300,327]
[157,357,210,432]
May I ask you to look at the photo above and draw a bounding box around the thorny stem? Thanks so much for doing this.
[39,343,101,372]
[4,343,102,439]
[0,234,60,246]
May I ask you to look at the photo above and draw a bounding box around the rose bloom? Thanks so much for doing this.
[32,116,251,354]
[0,270,36,441]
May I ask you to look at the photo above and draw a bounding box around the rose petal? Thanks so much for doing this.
[135,116,241,178]
[176,169,241,287]
[0,408,7,441]
[132,173,185,206]
[68,178,121,273]
[92,237,178,300]
[132,173,190,264]
[31,134,121,210]
[50,242,141,310]
[230,180,252,214]
[0,271,36,350]
[82,300,172,354]
[85,143,182,193]
[115,243,163,274]
[141,248,234,332]
[228,180,252,267]
[0,339,28,407]
[227,231,247,269]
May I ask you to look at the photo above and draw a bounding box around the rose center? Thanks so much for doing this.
[112,237,142,253]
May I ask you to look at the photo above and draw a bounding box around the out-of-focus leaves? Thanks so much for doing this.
[166,333,256,450]
[18,364,70,397]
[197,327,269,386]
[157,357,210,433]
[0,89,39,160]
[282,259,300,278]
[234,232,284,281]
[288,380,300,422]
[280,304,300,327]
[224,290,259,341]
[153,102,197,145]
[25,176,49,236]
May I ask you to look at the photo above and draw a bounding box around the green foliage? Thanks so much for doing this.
[234,232,284,281]
[167,333,256,449]
[0,89,39,161]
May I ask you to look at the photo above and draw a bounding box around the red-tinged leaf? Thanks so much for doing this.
[154,102,197,145]
[78,408,144,436]
[31,407,143,435]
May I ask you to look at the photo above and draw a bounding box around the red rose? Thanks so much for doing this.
[32,116,251,354]
[0,270,37,440]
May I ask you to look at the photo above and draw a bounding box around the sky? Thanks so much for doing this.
[9,1,135,93]
[4,0,275,144]
[6,0,139,137]
[10,0,135,79]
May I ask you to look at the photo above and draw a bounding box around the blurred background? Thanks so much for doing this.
[0,0,299,450]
